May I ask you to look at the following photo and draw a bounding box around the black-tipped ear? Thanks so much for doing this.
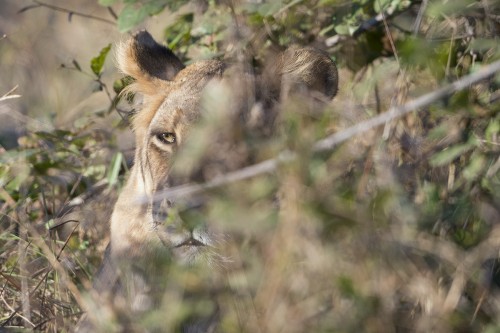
[132,31,185,81]
[117,30,185,85]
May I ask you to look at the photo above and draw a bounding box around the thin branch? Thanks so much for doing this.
[273,0,304,18]
[154,157,287,202]
[54,179,109,219]
[413,0,428,35]
[107,6,118,20]
[313,59,500,151]
[0,94,21,102]
[0,85,21,103]
[378,0,400,66]
[151,59,500,203]
[20,1,115,25]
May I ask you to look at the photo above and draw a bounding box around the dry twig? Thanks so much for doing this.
[19,1,115,25]
[0,86,21,103]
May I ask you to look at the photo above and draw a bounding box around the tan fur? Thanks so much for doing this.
[112,38,226,265]
[77,30,338,331]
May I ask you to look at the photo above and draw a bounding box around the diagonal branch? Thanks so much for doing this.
[312,60,500,152]
[0,85,21,103]
[19,1,116,25]
[152,59,500,203]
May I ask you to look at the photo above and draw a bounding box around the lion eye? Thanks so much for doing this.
[157,132,176,144]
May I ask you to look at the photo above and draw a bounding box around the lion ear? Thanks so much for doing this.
[260,47,338,104]
[116,30,185,94]
[279,47,338,100]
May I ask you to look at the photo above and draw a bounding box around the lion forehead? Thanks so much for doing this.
[150,60,225,125]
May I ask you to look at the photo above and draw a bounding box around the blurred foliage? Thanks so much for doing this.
[1,0,500,331]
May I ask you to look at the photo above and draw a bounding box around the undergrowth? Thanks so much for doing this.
[1,0,500,331]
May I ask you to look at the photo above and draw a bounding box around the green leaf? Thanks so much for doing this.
[164,14,193,51]
[45,218,56,230]
[107,152,123,186]
[117,4,148,32]
[427,0,478,19]
[374,0,410,14]
[337,276,357,298]
[113,76,134,94]
[257,2,282,16]
[98,0,118,6]
[143,1,167,16]
[5,167,30,192]
[337,22,362,36]
[485,118,500,143]
[0,149,38,164]
[83,165,106,178]
[90,44,111,76]
[429,139,477,167]
[117,1,171,32]
[374,0,392,13]
[463,154,486,181]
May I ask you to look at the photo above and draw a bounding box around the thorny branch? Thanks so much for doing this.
[152,59,500,203]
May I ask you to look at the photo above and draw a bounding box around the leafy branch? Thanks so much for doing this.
[61,45,129,123]
[152,58,500,203]
[325,0,420,47]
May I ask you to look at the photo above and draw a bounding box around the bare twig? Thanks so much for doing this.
[154,156,288,201]
[151,59,500,202]
[106,7,118,20]
[0,108,50,132]
[0,85,21,103]
[313,59,500,151]
[20,1,115,25]
[413,0,428,35]
[18,233,32,328]
[377,0,400,66]
[55,179,109,219]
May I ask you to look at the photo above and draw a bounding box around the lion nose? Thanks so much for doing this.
[153,196,207,232]
[152,199,173,224]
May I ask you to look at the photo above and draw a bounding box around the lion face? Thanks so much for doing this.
[73,31,339,331]
[109,30,338,268]
[110,32,227,266]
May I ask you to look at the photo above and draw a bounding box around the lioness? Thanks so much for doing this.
[77,30,338,332]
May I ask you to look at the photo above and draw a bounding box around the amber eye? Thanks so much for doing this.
[157,132,176,144]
